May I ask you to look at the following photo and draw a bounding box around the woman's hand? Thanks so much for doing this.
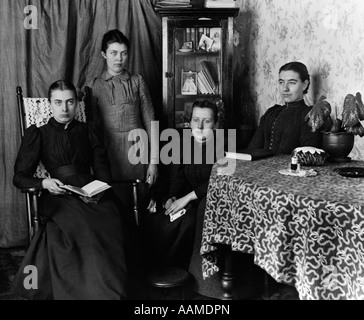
[42,178,66,196]
[80,191,105,204]
[164,197,177,210]
[147,198,157,213]
[146,163,158,187]
[165,192,196,216]
[165,196,189,216]
[165,191,198,216]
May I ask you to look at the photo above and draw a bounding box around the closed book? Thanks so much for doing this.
[194,28,199,48]
[198,27,204,42]
[225,148,274,161]
[60,180,111,197]
[201,70,214,93]
[191,28,196,49]
[205,0,236,8]
[201,60,218,92]
[156,3,192,7]
[199,71,214,93]
[186,28,191,41]
[197,72,208,94]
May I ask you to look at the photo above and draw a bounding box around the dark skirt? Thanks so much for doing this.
[12,191,129,300]
[141,202,197,270]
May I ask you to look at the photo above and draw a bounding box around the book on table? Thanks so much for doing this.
[225,148,274,161]
[60,180,111,197]
[205,0,237,8]
[155,0,192,8]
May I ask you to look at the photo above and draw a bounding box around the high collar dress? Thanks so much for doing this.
[91,70,156,181]
[248,99,324,154]
[12,118,129,300]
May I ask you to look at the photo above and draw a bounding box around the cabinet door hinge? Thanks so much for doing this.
[165,72,174,78]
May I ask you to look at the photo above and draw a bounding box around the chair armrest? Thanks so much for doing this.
[21,187,42,195]
[111,179,144,227]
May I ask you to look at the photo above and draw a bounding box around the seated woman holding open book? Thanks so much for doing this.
[248,61,329,154]
[12,80,129,300]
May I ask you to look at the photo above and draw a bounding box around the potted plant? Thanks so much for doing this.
[305,92,364,162]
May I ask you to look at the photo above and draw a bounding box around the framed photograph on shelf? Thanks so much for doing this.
[181,71,197,95]
[198,34,214,52]
[179,41,193,52]
[183,41,193,50]
[209,28,221,52]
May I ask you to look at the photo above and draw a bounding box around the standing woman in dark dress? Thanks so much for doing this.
[12,80,129,300]
[248,61,328,154]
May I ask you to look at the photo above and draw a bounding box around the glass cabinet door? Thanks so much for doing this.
[158,8,239,130]
[174,25,222,128]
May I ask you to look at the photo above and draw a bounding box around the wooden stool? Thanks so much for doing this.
[147,267,190,300]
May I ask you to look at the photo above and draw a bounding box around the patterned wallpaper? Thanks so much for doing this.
[233,0,364,159]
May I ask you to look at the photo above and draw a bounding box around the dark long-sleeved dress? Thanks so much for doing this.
[12,118,129,300]
[142,134,224,294]
[248,100,324,154]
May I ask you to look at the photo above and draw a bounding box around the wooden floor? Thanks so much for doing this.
[0,247,299,300]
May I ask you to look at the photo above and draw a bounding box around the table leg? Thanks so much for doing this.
[221,245,233,300]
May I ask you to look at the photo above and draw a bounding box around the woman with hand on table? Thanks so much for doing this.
[12,80,130,300]
[248,61,331,154]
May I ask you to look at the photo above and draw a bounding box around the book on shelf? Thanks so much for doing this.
[205,0,236,8]
[198,27,204,42]
[200,69,215,93]
[190,28,196,49]
[60,180,111,197]
[225,148,274,161]
[204,28,210,37]
[194,28,199,48]
[186,27,191,41]
[197,72,207,94]
[197,71,213,94]
[201,60,218,92]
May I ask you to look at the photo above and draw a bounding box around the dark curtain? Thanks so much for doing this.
[0,0,162,248]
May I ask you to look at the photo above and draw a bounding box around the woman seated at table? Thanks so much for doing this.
[12,80,130,300]
[142,100,224,271]
[248,61,330,154]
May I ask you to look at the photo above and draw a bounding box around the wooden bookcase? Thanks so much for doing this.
[156,7,239,129]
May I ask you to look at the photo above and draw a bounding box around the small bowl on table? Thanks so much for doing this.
[292,147,328,166]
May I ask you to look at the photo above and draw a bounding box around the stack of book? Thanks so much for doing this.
[205,0,236,8]
[197,60,219,94]
[155,0,192,8]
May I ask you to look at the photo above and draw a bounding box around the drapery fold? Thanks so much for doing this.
[0,0,162,247]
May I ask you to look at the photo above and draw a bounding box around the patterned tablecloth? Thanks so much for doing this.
[201,155,364,300]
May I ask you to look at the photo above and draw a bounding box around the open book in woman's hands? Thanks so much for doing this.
[60,180,111,198]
